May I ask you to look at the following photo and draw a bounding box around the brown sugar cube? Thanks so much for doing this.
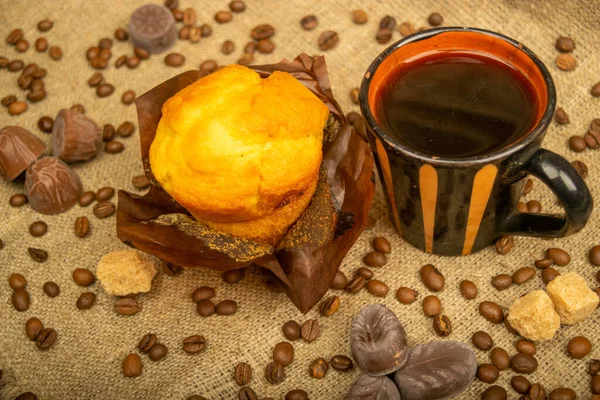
[507,290,560,342]
[96,250,157,296]
[546,272,599,325]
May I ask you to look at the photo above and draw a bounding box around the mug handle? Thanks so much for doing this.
[499,148,593,237]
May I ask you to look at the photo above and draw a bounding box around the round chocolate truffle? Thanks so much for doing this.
[25,157,83,215]
[51,109,101,163]
[128,4,177,54]
[0,126,46,182]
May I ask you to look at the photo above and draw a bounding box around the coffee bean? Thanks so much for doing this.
[28,247,48,262]
[490,347,509,370]
[121,91,136,105]
[396,286,418,304]
[200,24,212,37]
[182,335,207,354]
[479,301,504,324]
[76,292,96,309]
[48,46,62,60]
[534,258,553,269]
[1,94,16,107]
[379,15,397,31]
[428,12,444,26]
[73,216,90,238]
[345,275,365,293]
[481,385,506,400]
[133,47,150,60]
[555,107,569,124]
[229,0,246,12]
[165,52,185,67]
[433,315,451,336]
[319,295,340,316]
[233,362,253,385]
[72,268,95,286]
[569,136,586,152]
[593,375,600,394]
[511,375,531,394]
[93,201,115,218]
[215,10,233,23]
[327,355,352,373]
[366,279,388,297]
[251,24,274,40]
[510,353,538,373]
[459,280,477,300]
[36,327,57,350]
[471,331,493,351]
[216,300,237,315]
[36,19,53,32]
[12,289,30,311]
[9,273,27,289]
[517,201,528,212]
[556,54,576,71]
[126,56,140,69]
[257,39,275,54]
[222,268,244,283]
[357,267,374,280]
[238,387,257,400]
[522,179,534,196]
[398,22,416,37]
[495,235,514,254]
[491,274,512,290]
[149,343,168,361]
[37,116,54,133]
[138,333,158,352]
[96,83,114,97]
[515,339,536,356]
[265,361,285,384]
[549,388,576,400]
[116,121,135,138]
[352,9,368,24]
[529,383,546,400]
[159,261,181,277]
[477,363,499,383]
[6,29,24,44]
[420,264,445,292]
[285,390,308,400]
[572,160,588,178]
[541,268,560,284]
[165,0,178,10]
[587,131,600,149]
[90,56,107,69]
[115,297,141,315]
[422,295,441,317]
[363,251,387,267]
[221,40,235,55]
[197,299,215,317]
[512,267,536,284]
[348,87,359,104]
[8,101,27,115]
[86,46,100,60]
[309,357,329,379]
[330,270,347,289]
[318,31,339,50]
[590,245,600,266]
[273,342,294,367]
[527,200,542,213]
[0,56,7,68]
[200,60,218,73]
[29,220,47,237]
[26,317,44,340]
[555,36,575,53]
[15,39,28,52]
[8,59,24,72]
[567,336,592,358]
[27,90,46,103]
[590,359,600,375]
[78,191,96,207]
[123,353,143,377]
[300,15,318,30]
[191,286,215,303]
[376,29,392,44]
[281,320,302,342]
[114,28,128,41]
[301,319,319,342]
[237,53,253,66]
[182,7,197,26]
[97,38,112,50]
[18,74,33,90]
[43,281,60,297]
[546,248,570,266]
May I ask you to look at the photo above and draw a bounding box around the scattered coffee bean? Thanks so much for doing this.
[309,357,329,379]
[420,264,445,292]
[330,270,348,289]
[491,274,512,290]
[237,52,253,65]
[512,267,536,284]
[572,159,589,178]
[555,107,569,124]
[238,387,257,400]
[349,87,359,104]
[29,220,47,237]
[90,56,108,69]
[542,267,560,284]
[216,300,237,315]
[318,31,339,50]
[96,83,115,97]
[534,258,553,269]
[265,361,285,384]
[428,12,443,26]
[555,36,575,53]
[222,269,243,283]
[123,353,143,377]
[472,331,494,351]
[396,286,418,304]
[422,295,441,317]
[282,320,301,341]
[115,297,141,315]
[12,288,30,311]
[221,40,235,55]
[98,38,113,50]
[375,29,392,44]
[459,280,477,300]
[515,340,536,356]
[363,251,387,267]
[398,22,416,37]
[556,54,576,71]
[490,347,509,370]
[121,91,136,105]
[510,353,538,373]
[114,28,128,41]
[371,237,391,254]
[549,388,576,400]
[165,52,185,67]
[479,301,504,324]
[138,333,157,353]
[357,267,374,280]
[590,245,600,266]
[200,24,212,37]
[182,335,207,354]
[37,116,54,133]
[273,342,294,367]
[149,343,168,361]
[379,15,397,31]
[15,39,29,52]
[9,273,27,289]
[27,90,46,103]
[8,59,24,71]
[590,359,600,375]
[366,279,388,297]
[591,82,600,97]
[522,179,534,195]
[74,216,90,238]
[133,47,149,60]
[319,295,340,316]
[433,314,451,336]
[25,317,43,340]
[511,375,532,394]
[182,8,197,26]
[34,37,48,52]
[76,292,96,309]
[72,268,95,286]
[116,121,135,137]
[200,60,218,73]
[257,39,275,54]
[191,287,215,303]
[301,319,319,342]
[546,248,570,266]
[229,0,245,12]
[517,201,528,212]
[285,390,308,400]
[160,261,181,277]
[48,46,63,60]
[93,201,115,218]
[480,385,506,400]
[352,9,368,24]
[126,56,140,69]
[477,363,499,383]
[8,100,27,115]
[37,19,53,32]
[569,136,586,152]
[78,191,95,207]
[527,200,542,213]
[105,140,125,154]
[567,336,592,359]
[495,235,514,254]
[1,94,16,107]
[300,15,318,30]
[215,10,233,23]
[28,247,48,262]
[43,281,60,297]
[197,299,215,317]
[593,375,600,394]
[36,327,57,350]
[345,275,365,293]
[234,362,252,386]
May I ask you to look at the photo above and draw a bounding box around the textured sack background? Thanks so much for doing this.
[1,0,599,399]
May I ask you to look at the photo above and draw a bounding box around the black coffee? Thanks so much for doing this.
[375,52,538,158]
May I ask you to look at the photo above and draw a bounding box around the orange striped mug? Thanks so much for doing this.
[359,27,593,256]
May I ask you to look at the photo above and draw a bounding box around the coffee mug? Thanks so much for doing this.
[359,27,593,256]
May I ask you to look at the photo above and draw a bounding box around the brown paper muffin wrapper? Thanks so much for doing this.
[116,54,375,313]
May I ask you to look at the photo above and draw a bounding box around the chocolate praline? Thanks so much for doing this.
[51,109,101,163]
[0,126,46,182]
[25,157,83,215]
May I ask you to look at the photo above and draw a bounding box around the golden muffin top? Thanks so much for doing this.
[149,64,330,224]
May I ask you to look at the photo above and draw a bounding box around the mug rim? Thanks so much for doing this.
[358,26,557,166]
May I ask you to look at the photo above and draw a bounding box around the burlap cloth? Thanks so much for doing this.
[1,0,599,398]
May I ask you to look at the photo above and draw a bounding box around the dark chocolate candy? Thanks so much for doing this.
[128,4,177,54]
[392,340,477,400]
[350,304,408,376]
[51,109,101,163]
[345,375,401,400]
[0,126,46,181]
[25,157,82,215]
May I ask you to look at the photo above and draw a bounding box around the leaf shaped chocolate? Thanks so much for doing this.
[350,304,408,376]
[345,375,402,400]
[392,341,477,400]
